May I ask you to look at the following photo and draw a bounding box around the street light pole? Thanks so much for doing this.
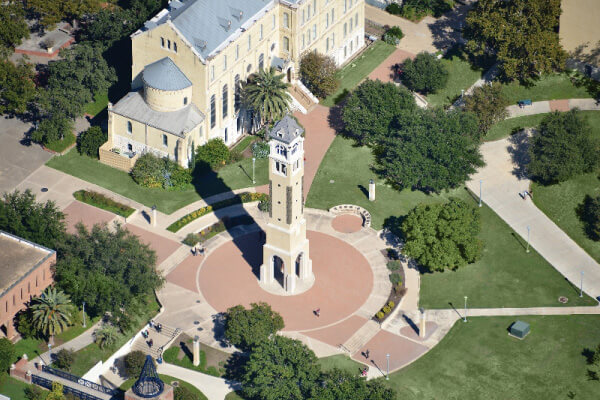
[82,301,86,328]
[464,296,468,322]
[252,157,256,184]
[386,353,390,380]
[526,226,531,253]
[479,180,483,207]
[580,271,584,297]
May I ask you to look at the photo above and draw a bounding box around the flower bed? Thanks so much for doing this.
[167,192,268,232]
[73,190,135,218]
[183,215,255,246]
[374,253,407,323]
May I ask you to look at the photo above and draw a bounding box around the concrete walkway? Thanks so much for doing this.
[34,321,102,366]
[157,362,240,400]
[506,98,600,118]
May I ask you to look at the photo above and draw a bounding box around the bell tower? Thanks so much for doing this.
[260,115,313,293]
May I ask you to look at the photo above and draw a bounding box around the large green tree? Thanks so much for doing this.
[54,223,163,317]
[0,338,15,375]
[225,302,284,352]
[528,110,599,184]
[31,287,74,340]
[401,52,449,94]
[0,60,36,115]
[242,67,291,127]
[341,80,416,145]
[241,336,320,400]
[376,108,483,192]
[0,2,29,58]
[0,189,66,249]
[400,198,483,272]
[463,0,567,81]
[309,368,396,400]
[580,196,600,242]
[463,82,509,138]
[299,52,339,99]
[26,0,104,29]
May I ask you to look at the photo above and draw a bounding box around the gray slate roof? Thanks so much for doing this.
[111,91,204,137]
[162,0,272,59]
[269,114,303,143]
[142,57,192,91]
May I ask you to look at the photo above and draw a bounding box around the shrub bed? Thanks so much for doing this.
[183,215,255,245]
[131,153,192,190]
[374,251,406,322]
[73,190,135,218]
[167,192,268,232]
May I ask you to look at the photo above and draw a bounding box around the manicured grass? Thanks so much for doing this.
[163,339,229,376]
[45,132,76,154]
[317,354,364,375]
[0,376,34,400]
[305,135,465,229]
[387,315,600,399]
[484,114,548,142]
[425,53,483,108]
[501,73,591,104]
[232,135,257,153]
[73,190,136,217]
[121,374,208,400]
[307,135,596,308]
[225,392,245,400]
[321,41,397,107]
[47,149,268,214]
[84,92,109,117]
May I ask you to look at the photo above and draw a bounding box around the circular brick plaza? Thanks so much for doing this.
[197,230,373,332]
[331,214,364,233]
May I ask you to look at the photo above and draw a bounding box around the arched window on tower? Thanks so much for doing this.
[276,144,287,158]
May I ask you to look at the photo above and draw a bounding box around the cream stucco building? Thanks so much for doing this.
[101,0,365,170]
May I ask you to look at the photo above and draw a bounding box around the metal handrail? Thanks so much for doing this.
[32,375,110,400]
[41,365,118,395]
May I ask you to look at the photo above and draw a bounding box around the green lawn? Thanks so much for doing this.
[163,339,229,376]
[46,149,268,214]
[121,374,208,400]
[484,114,548,142]
[45,132,76,154]
[501,73,591,104]
[425,53,484,108]
[317,354,364,374]
[232,135,257,153]
[386,315,600,399]
[321,41,397,107]
[0,376,34,400]
[84,92,109,117]
[307,135,596,308]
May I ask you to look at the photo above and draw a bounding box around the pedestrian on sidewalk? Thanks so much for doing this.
[314,308,320,317]
[148,339,153,348]
[365,349,370,359]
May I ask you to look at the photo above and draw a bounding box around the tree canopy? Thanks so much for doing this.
[463,0,567,81]
[399,198,483,272]
[0,338,15,375]
[31,287,74,338]
[309,368,396,400]
[401,52,449,94]
[242,67,291,127]
[376,108,483,193]
[528,110,599,184]
[580,196,600,242]
[463,82,509,137]
[0,2,29,58]
[0,60,36,115]
[225,302,284,352]
[25,0,105,29]
[0,189,66,249]
[299,52,339,99]
[341,80,416,145]
[54,222,163,317]
[241,335,320,400]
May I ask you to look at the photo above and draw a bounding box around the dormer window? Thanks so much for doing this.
[277,130,283,138]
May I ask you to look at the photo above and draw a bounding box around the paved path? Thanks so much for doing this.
[506,98,600,118]
[34,321,102,366]
[157,363,239,400]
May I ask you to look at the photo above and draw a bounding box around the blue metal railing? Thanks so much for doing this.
[41,366,118,396]
[365,0,388,10]
[32,375,108,400]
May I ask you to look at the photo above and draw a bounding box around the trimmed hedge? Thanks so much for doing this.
[167,192,268,232]
[73,190,135,218]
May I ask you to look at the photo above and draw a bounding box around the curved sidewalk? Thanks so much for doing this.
[157,362,240,400]
[506,98,600,118]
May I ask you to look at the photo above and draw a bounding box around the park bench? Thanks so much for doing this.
[517,99,532,108]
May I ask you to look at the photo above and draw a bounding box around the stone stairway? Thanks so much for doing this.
[342,320,380,355]
[290,84,317,113]
[131,323,180,360]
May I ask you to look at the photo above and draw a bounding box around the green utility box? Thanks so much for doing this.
[509,320,530,339]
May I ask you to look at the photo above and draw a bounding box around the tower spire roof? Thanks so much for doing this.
[269,114,304,144]
[132,355,164,398]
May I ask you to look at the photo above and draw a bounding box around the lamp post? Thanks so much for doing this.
[386,353,390,380]
[464,296,468,323]
[580,271,584,297]
[479,180,483,207]
[48,343,52,364]
[252,157,256,184]
[82,301,86,328]
[526,226,531,253]
[461,89,465,99]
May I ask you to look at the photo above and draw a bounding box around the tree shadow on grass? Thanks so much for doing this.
[507,130,531,180]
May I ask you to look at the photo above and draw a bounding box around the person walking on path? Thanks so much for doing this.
[314,308,320,317]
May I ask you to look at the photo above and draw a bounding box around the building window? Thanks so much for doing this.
[272,14,276,30]
[284,13,289,28]
[344,22,347,37]
[223,55,227,71]
[210,95,216,128]
[302,10,305,25]
[302,34,305,49]
[326,13,329,28]
[222,84,228,119]
[308,5,311,18]
[313,0,316,15]
[161,37,165,47]
[332,32,335,47]
[326,37,330,52]
[174,42,177,52]
[276,144,287,157]
[350,17,353,32]
[260,24,263,40]
[283,37,289,52]
[127,121,132,134]
[344,0,347,13]
[259,53,264,70]
[162,134,168,147]
[344,46,347,57]
[20,288,23,299]
[312,24,316,39]
[211,65,215,81]
[247,63,252,73]
[234,74,240,113]
[184,97,188,105]
[235,44,239,60]
[248,34,251,50]
[332,8,335,22]
[271,42,276,52]
[167,39,171,49]
[13,295,15,306]
[275,161,287,175]
[355,12,358,28]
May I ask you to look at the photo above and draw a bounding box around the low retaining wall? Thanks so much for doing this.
[99,143,138,172]
[329,204,372,228]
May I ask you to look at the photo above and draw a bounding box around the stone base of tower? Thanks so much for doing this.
[259,240,313,296]
[125,384,173,400]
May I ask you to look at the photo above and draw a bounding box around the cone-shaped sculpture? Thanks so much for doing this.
[132,355,164,398]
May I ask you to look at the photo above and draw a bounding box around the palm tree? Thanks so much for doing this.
[242,67,292,128]
[94,325,120,349]
[31,287,74,341]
